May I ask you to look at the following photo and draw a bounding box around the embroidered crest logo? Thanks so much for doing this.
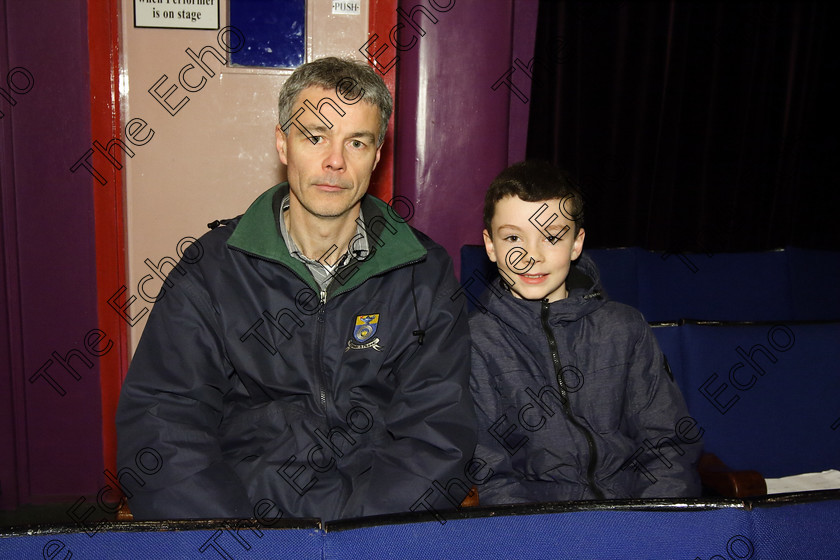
[346,314,383,352]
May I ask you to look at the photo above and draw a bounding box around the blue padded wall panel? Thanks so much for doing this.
[787,247,840,321]
[679,322,840,477]
[585,248,640,309]
[636,250,793,322]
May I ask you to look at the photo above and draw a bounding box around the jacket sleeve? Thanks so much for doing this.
[340,254,478,519]
[115,268,252,520]
[624,321,703,498]
[470,345,529,505]
[470,342,557,505]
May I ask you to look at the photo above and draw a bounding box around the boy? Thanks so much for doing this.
[470,161,701,504]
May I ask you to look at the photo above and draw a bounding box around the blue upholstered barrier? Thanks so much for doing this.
[4,495,840,559]
[677,321,840,478]
[750,499,840,557]
[787,247,840,321]
[583,247,641,308]
[326,507,754,559]
[0,522,324,559]
[635,250,793,322]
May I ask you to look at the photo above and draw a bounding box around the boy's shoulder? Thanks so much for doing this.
[467,303,510,343]
[588,300,654,343]
[467,293,532,353]
[597,299,649,325]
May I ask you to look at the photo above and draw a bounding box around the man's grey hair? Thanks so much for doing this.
[278,57,393,146]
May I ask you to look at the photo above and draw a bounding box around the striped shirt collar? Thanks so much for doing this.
[277,194,370,291]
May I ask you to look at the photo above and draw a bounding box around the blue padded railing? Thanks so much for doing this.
[3,493,839,559]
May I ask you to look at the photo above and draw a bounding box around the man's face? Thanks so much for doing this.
[483,196,585,303]
[276,86,382,220]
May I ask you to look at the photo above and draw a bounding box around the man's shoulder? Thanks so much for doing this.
[408,226,452,262]
[152,218,246,296]
[190,216,243,258]
[361,196,442,253]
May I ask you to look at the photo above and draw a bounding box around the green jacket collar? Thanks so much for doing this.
[227,183,427,293]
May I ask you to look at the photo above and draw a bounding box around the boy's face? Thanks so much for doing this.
[483,196,585,303]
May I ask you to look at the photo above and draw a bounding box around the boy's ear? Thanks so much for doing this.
[571,227,585,261]
[482,229,498,263]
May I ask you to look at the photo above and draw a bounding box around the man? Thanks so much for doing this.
[115,57,476,521]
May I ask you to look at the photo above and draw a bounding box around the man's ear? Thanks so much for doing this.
[571,227,585,260]
[482,229,498,263]
[371,143,382,172]
[275,123,288,165]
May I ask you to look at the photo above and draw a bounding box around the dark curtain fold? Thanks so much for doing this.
[526,1,839,251]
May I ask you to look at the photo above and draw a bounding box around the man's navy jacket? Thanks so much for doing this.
[115,184,477,521]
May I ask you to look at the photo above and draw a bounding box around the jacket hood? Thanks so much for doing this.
[479,252,608,334]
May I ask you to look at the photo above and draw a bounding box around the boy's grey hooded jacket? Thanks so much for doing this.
[469,253,702,504]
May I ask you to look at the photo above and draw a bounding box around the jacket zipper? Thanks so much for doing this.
[540,299,606,500]
[315,293,329,413]
[228,219,427,453]
[315,258,423,413]
[312,257,425,420]
[228,246,329,414]
[230,245,425,422]
[228,245,319,292]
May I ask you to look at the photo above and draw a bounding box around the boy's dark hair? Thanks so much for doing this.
[483,160,585,237]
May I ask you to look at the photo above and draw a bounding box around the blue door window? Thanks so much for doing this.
[230,0,306,68]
